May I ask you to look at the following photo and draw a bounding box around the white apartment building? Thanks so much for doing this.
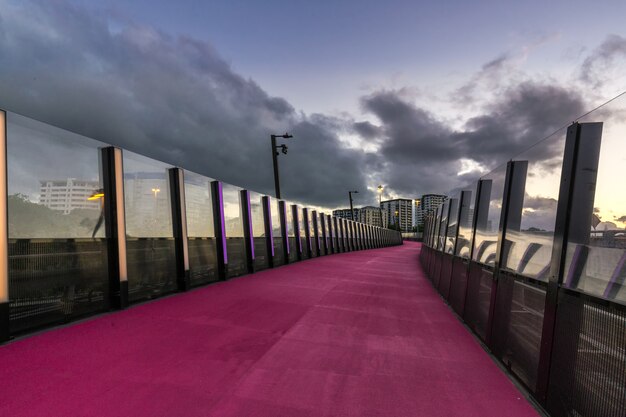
[359,206,385,227]
[332,208,361,221]
[39,178,102,214]
[415,194,447,228]
[380,199,413,232]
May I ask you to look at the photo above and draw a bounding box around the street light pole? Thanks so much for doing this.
[270,133,293,199]
[348,190,358,221]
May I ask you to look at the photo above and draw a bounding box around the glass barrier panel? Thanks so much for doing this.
[123,151,176,301]
[184,170,218,286]
[249,191,268,271]
[6,112,109,333]
[317,212,325,255]
[433,205,442,250]
[287,203,298,263]
[271,198,285,266]
[564,97,626,303]
[473,164,507,266]
[326,214,333,252]
[299,208,310,259]
[308,210,318,257]
[222,183,246,277]
[438,200,449,251]
[456,184,477,258]
[501,129,566,280]
[445,198,459,254]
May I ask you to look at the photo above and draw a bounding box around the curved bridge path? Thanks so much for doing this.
[0,242,540,417]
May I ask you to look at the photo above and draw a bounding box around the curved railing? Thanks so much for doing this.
[420,94,626,417]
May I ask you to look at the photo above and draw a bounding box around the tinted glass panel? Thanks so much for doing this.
[445,198,459,254]
[271,198,285,266]
[222,183,246,277]
[565,97,626,303]
[184,171,218,286]
[249,191,268,271]
[6,113,108,333]
[501,130,565,280]
[473,164,507,266]
[456,185,477,258]
[123,151,176,301]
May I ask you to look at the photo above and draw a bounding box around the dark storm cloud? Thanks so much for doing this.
[580,34,626,87]
[0,0,371,208]
[352,121,381,140]
[0,0,611,211]
[360,82,585,198]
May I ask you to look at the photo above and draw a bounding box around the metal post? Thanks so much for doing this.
[262,196,275,268]
[211,181,228,280]
[271,135,281,199]
[0,111,8,341]
[100,146,129,309]
[168,168,190,291]
[321,213,327,255]
[536,122,603,403]
[240,190,255,274]
[292,205,303,261]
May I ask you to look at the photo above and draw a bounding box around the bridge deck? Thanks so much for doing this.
[0,242,539,416]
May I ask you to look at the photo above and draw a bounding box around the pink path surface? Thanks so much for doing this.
[0,242,539,417]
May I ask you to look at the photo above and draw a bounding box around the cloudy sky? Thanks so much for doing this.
[1,0,625,211]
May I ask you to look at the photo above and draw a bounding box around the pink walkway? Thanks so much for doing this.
[0,242,539,417]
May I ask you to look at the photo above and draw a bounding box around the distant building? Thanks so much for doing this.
[359,206,385,227]
[415,194,447,228]
[413,198,420,228]
[333,208,360,221]
[380,198,413,232]
[39,178,101,214]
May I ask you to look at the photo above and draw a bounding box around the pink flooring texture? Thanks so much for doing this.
[0,242,539,417]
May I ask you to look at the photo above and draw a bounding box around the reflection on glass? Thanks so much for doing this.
[124,151,173,238]
[286,203,298,263]
[184,171,214,238]
[6,112,109,331]
[249,191,268,271]
[501,130,565,280]
[564,98,626,302]
[473,164,507,266]
[456,186,476,258]
[8,113,107,239]
[183,170,217,285]
[123,151,176,301]
[309,210,318,256]
[271,198,285,266]
[438,200,449,250]
[445,198,459,254]
[222,183,246,277]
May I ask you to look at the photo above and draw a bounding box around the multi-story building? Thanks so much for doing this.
[39,178,102,214]
[359,206,385,227]
[332,208,361,221]
[413,198,421,228]
[380,199,413,232]
[415,194,447,228]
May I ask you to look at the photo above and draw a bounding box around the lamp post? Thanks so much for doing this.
[348,190,358,221]
[270,133,293,199]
